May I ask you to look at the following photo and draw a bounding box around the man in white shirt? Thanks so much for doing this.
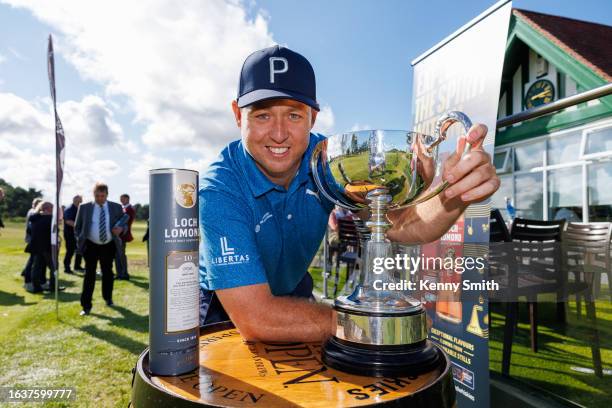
[74,182,124,315]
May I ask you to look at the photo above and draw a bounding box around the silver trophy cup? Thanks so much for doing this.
[311,111,473,376]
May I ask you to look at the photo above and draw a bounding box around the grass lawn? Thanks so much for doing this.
[489,301,612,407]
[309,265,349,299]
[0,219,150,407]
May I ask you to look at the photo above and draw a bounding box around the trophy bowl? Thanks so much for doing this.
[311,111,473,377]
[311,111,473,212]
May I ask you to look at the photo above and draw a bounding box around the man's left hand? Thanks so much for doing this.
[112,226,123,236]
[442,124,499,204]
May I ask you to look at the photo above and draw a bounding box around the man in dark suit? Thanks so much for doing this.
[26,202,52,292]
[75,182,124,315]
[63,195,83,274]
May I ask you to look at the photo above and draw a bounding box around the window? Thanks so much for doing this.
[548,167,582,221]
[494,121,612,222]
[588,160,612,222]
[494,149,511,173]
[491,175,513,222]
[581,126,612,160]
[514,141,545,171]
[548,131,581,165]
[515,173,543,219]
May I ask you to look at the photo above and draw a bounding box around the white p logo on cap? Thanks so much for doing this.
[269,57,288,84]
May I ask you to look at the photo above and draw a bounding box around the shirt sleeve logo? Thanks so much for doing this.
[212,236,250,266]
[220,236,235,256]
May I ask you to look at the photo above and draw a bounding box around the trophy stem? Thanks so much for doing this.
[366,189,392,243]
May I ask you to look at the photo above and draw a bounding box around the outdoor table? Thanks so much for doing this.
[131,322,455,407]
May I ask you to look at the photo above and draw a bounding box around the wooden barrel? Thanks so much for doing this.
[131,322,455,407]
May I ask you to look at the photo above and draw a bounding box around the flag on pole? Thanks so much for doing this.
[48,34,65,319]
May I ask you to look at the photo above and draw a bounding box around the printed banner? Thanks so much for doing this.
[410,1,512,406]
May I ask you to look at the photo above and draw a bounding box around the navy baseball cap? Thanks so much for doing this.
[237,45,319,111]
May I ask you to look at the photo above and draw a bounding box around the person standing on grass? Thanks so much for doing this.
[63,195,83,274]
[26,201,66,293]
[22,197,43,279]
[75,183,124,316]
[114,193,135,281]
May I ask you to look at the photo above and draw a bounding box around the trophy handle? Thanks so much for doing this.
[405,111,473,207]
[430,111,473,157]
[310,141,363,211]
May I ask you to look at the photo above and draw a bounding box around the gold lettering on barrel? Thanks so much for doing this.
[261,343,340,387]
[247,342,269,377]
[194,381,264,404]
[346,377,414,401]
[199,331,239,348]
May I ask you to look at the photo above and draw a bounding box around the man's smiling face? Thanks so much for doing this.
[232,98,317,188]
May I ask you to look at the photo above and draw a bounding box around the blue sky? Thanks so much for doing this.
[0,0,610,204]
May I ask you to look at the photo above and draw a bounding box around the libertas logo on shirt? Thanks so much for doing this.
[211,237,250,266]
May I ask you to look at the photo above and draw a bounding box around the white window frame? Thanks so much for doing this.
[512,139,546,172]
[496,118,612,222]
[494,148,512,174]
[580,124,612,160]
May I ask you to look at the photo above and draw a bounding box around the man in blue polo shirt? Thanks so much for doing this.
[199,45,499,342]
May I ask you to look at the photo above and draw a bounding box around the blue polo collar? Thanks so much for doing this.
[239,133,318,198]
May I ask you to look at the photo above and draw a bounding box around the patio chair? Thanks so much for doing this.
[561,222,611,378]
[500,218,565,376]
[489,208,511,243]
[488,210,512,325]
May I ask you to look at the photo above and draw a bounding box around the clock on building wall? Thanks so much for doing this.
[524,79,555,109]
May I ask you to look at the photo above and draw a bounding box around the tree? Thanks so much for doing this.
[0,178,43,218]
[133,203,149,220]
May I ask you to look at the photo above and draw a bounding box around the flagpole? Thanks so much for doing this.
[55,107,59,321]
[48,34,64,321]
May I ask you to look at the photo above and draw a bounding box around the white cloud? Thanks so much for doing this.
[3,0,277,158]
[62,156,121,198]
[0,53,5,64]
[350,123,372,132]
[59,95,123,147]
[312,104,335,135]
[0,138,120,202]
[0,93,51,144]
[127,153,172,200]
[0,93,126,150]
[0,92,123,200]
[184,154,218,175]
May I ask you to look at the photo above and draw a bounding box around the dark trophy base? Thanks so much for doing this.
[322,336,441,377]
